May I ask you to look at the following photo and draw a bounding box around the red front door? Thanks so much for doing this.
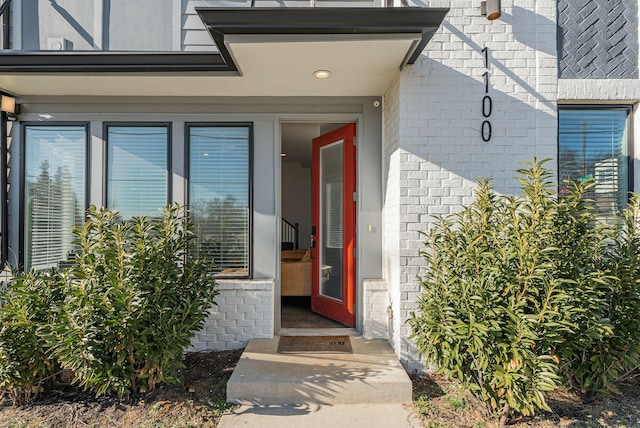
[311,124,356,327]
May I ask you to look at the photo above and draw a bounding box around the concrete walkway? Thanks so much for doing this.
[218,403,422,428]
[219,335,419,427]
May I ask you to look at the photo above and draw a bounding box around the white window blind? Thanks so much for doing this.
[24,125,86,270]
[188,126,250,277]
[107,126,168,219]
[559,108,630,221]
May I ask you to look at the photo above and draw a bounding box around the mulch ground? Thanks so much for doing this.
[410,372,640,428]
[2,349,639,428]
[0,349,243,428]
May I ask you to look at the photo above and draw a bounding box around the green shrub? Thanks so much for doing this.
[45,204,218,397]
[557,194,640,396]
[545,178,615,396]
[0,270,63,405]
[409,160,570,424]
[410,158,640,423]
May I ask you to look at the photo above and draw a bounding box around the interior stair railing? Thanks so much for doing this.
[281,218,299,251]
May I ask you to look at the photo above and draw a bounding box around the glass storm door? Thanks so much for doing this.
[311,123,356,327]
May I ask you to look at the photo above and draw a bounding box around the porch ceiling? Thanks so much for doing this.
[0,7,448,98]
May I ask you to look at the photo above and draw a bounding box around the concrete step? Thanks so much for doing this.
[218,403,422,428]
[226,336,412,405]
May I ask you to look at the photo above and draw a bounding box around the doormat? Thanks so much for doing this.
[277,335,352,354]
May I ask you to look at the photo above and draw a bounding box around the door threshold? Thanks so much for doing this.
[278,327,359,336]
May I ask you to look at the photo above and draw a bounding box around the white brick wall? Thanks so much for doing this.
[384,0,559,370]
[383,74,402,353]
[362,279,389,339]
[189,280,274,352]
[559,79,640,101]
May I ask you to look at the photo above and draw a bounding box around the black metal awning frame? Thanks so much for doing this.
[0,7,448,73]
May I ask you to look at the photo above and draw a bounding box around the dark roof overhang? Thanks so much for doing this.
[0,51,228,73]
[0,7,448,97]
[197,7,449,71]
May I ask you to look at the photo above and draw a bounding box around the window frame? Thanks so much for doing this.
[557,104,634,210]
[185,122,254,280]
[103,122,172,216]
[20,122,91,269]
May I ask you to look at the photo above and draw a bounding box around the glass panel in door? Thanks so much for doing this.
[319,141,344,301]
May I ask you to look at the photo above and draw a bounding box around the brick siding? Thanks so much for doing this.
[189,280,274,351]
[385,0,559,370]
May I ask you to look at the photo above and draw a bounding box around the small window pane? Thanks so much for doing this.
[107,126,168,219]
[24,125,86,270]
[559,108,630,221]
[189,126,250,277]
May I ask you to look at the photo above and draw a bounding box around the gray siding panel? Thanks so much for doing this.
[107,0,174,51]
[22,0,97,50]
[180,0,379,52]
[558,0,638,79]
[182,0,220,52]
[182,29,215,47]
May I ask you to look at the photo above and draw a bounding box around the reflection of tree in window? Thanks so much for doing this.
[27,162,82,270]
[191,196,249,276]
[188,126,250,278]
[24,125,86,271]
[558,108,629,222]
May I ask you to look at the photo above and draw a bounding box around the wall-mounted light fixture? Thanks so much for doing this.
[480,0,501,20]
[0,94,19,117]
[0,93,15,265]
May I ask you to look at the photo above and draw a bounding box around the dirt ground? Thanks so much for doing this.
[411,372,640,428]
[1,350,639,428]
[0,349,243,428]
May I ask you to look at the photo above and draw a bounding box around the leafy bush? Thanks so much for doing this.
[0,270,63,405]
[557,194,640,397]
[409,161,569,423]
[409,159,640,424]
[45,204,218,397]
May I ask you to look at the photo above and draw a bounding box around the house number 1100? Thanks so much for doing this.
[481,47,492,142]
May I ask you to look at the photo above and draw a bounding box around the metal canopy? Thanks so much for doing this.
[197,7,450,71]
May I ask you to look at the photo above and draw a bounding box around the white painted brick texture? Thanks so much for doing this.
[559,79,640,101]
[362,279,390,339]
[188,280,274,352]
[385,0,559,370]
[383,74,402,353]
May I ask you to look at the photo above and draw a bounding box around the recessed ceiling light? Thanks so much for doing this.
[280,153,287,157]
[313,70,332,79]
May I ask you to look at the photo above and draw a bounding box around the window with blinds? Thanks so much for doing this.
[107,125,169,220]
[24,125,87,270]
[188,125,251,277]
[558,107,631,221]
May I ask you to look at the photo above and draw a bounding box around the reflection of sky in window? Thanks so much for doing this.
[189,127,249,205]
[25,126,86,199]
[108,126,168,219]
